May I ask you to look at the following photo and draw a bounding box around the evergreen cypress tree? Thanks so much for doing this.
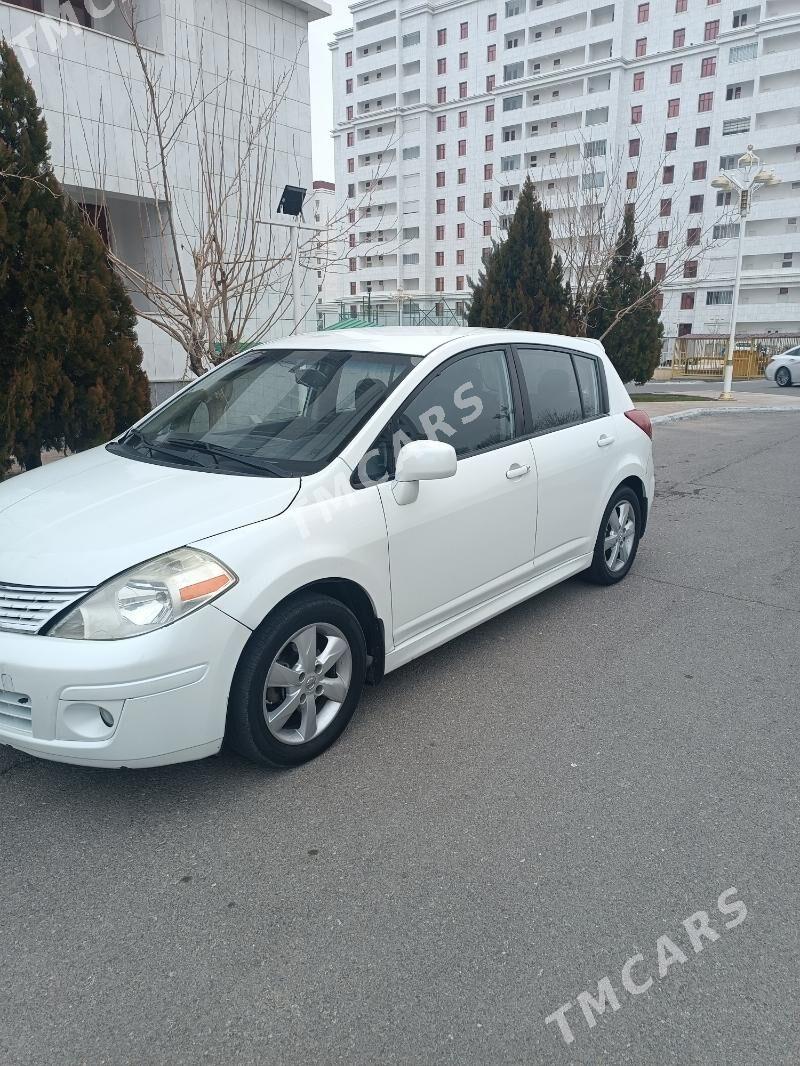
[588,206,664,385]
[0,40,149,473]
[468,178,571,334]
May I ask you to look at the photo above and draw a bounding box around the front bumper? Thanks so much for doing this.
[0,604,251,767]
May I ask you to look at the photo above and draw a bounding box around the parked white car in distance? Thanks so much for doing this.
[764,344,800,387]
[0,328,654,769]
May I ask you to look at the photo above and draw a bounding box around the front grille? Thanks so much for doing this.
[0,689,33,733]
[0,582,92,635]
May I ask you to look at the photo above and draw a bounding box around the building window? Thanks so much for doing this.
[488,13,497,31]
[629,137,641,157]
[667,98,680,118]
[730,42,758,63]
[684,260,698,278]
[346,131,354,146]
[637,3,650,23]
[461,81,469,97]
[436,171,446,188]
[689,194,704,212]
[726,85,743,100]
[631,104,643,123]
[437,116,446,132]
[635,38,647,57]
[627,170,638,189]
[349,258,356,272]
[692,160,708,180]
[346,106,353,120]
[461,21,469,39]
[458,168,466,184]
[666,131,678,151]
[484,163,493,179]
[458,111,467,128]
[733,11,748,27]
[347,158,354,173]
[485,134,494,150]
[677,323,692,337]
[435,251,445,266]
[701,56,717,78]
[435,277,444,292]
[460,52,468,70]
[633,71,645,91]
[483,220,492,235]
[402,31,420,47]
[706,289,734,305]
[345,51,352,67]
[457,194,465,209]
[458,139,467,156]
[655,263,667,282]
[673,28,685,48]
[486,104,495,121]
[716,192,733,207]
[483,191,492,208]
[436,199,445,214]
[660,198,672,216]
[457,222,465,238]
[488,44,496,61]
[657,230,669,248]
[456,276,465,290]
[436,225,445,240]
[698,92,714,112]
[670,63,683,84]
[704,20,720,40]
[676,0,687,10]
[437,87,447,104]
[687,227,701,245]
[680,292,695,310]
[437,58,447,75]
[346,79,353,94]
[436,144,446,160]
[722,117,751,135]
[457,249,465,265]
[437,28,447,46]
[349,233,356,248]
[696,126,711,145]
[663,165,675,184]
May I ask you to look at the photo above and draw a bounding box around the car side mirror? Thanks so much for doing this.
[392,440,457,505]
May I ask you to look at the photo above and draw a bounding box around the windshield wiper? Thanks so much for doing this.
[116,428,204,468]
[160,435,288,477]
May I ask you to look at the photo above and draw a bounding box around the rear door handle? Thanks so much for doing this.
[506,463,530,480]
[597,434,615,448]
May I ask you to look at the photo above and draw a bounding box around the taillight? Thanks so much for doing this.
[625,408,653,440]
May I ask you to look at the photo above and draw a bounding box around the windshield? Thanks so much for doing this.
[109,348,420,477]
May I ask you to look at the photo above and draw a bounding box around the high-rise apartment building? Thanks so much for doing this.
[331,0,800,337]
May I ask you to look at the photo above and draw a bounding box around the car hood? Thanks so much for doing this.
[0,447,301,587]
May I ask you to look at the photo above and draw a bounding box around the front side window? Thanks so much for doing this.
[111,349,419,477]
[515,348,585,433]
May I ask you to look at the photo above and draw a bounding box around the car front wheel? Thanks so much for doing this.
[775,366,792,388]
[227,594,367,767]
[586,486,642,585]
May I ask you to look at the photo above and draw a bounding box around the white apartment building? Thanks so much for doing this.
[331,0,800,338]
[3,0,329,398]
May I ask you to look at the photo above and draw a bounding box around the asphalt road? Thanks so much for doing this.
[629,377,794,396]
[2,413,799,1066]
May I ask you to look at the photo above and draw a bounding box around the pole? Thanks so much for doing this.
[720,194,747,400]
[291,217,301,331]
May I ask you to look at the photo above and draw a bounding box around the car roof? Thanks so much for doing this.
[255,327,605,359]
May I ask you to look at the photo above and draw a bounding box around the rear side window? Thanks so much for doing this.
[515,347,582,433]
[572,354,603,419]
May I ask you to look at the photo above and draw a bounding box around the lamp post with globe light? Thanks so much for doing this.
[710,146,781,400]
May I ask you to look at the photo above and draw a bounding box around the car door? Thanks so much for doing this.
[513,345,616,571]
[377,347,538,646]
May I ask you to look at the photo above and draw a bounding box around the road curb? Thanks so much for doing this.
[650,405,800,425]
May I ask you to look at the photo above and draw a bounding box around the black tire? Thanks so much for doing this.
[227,594,367,767]
[775,366,792,388]
[585,486,642,586]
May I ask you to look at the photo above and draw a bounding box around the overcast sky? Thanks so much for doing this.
[308,0,352,183]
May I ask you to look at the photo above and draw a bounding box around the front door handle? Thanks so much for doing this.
[506,463,530,480]
[597,434,615,448]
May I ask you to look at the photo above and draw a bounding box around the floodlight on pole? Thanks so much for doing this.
[708,146,782,400]
[277,185,306,330]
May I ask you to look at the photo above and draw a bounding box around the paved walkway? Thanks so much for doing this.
[634,386,800,421]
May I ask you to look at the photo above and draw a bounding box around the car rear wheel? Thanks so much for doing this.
[775,366,792,388]
[586,486,642,585]
[227,594,366,767]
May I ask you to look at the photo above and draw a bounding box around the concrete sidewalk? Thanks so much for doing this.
[634,388,800,420]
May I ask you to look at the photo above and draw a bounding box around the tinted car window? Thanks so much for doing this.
[572,354,603,419]
[516,347,583,433]
[396,348,515,460]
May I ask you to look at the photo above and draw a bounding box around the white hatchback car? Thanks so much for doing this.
[764,344,800,387]
[0,329,654,769]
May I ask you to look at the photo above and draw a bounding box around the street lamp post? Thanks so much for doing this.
[710,146,781,400]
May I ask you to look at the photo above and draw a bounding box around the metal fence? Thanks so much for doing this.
[660,333,800,378]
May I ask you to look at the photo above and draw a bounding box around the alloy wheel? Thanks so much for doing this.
[262,623,353,745]
[604,500,636,573]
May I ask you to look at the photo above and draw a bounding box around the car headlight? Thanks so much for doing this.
[48,548,237,640]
